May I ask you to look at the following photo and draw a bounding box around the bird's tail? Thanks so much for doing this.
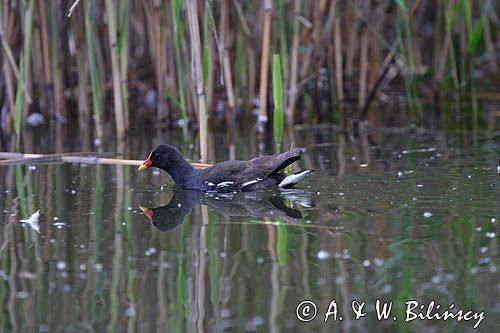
[278,170,313,188]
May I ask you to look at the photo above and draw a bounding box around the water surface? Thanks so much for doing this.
[0,123,499,332]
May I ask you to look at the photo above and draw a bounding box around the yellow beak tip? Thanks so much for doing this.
[138,164,148,171]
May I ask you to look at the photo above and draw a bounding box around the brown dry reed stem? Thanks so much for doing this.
[105,0,126,141]
[186,0,208,162]
[258,0,272,129]
[287,0,300,124]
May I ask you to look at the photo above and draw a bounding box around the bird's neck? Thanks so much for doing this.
[164,157,200,189]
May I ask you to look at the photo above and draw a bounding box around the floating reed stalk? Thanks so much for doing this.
[0,152,211,169]
[186,0,208,162]
[258,0,272,129]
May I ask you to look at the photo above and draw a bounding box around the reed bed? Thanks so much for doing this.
[0,0,498,151]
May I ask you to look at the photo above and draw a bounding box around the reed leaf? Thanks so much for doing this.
[272,54,283,152]
[14,57,25,144]
[276,222,288,266]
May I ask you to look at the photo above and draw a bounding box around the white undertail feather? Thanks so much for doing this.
[278,170,312,188]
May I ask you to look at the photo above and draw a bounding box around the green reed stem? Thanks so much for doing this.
[85,0,103,141]
[272,54,284,152]
[171,0,188,130]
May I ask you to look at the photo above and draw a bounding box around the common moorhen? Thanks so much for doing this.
[138,144,312,192]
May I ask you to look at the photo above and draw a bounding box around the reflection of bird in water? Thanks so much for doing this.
[140,187,313,232]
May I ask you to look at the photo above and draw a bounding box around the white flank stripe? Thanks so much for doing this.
[279,170,312,188]
[242,178,262,188]
[216,181,234,188]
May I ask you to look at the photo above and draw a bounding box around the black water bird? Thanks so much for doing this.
[138,144,312,192]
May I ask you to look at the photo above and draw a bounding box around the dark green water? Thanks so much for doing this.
[0,123,499,332]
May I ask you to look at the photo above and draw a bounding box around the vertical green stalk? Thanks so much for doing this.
[276,222,287,266]
[14,58,24,148]
[50,0,63,119]
[276,0,288,86]
[171,0,188,134]
[118,0,130,130]
[444,0,459,89]
[22,0,34,117]
[85,0,104,141]
[395,0,418,117]
[272,54,283,152]
[105,0,125,141]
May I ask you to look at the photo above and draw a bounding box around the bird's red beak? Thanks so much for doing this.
[138,152,152,171]
[140,207,153,221]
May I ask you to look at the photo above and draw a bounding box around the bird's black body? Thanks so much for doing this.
[140,144,311,192]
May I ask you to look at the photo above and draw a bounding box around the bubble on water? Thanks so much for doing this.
[445,273,456,281]
[497,165,500,173]
[245,316,264,331]
[417,184,423,188]
[480,246,488,253]
[467,175,472,178]
[475,226,482,232]
[491,218,496,223]
[39,324,50,332]
[359,163,368,168]
[220,252,226,258]
[153,169,161,176]
[317,278,326,286]
[373,257,384,266]
[16,291,29,299]
[60,271,68,278]
[50,239,56,244]
[71,190,76,194]
[94,138,102,146]
[29,165,36,171]
[221,308,231,318]
[57,261,66,270]
[63,284,71,292]
[423,211,433,218]
[486,232,496,238]
[383,284,392,293]
[162,262,172,269]
[479,257,491,265]
[95,263,103,272]
[335,275,345,284]
[126,305,136,317]
[397,171,403,177]
[431,275,442,284]
[362,259,371,267]
[145,247,157,256]
[317,250,330,260]
[489,265,497,273]
[53,217,59,221]
[256,257,264,264]
[470,266,478,274]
